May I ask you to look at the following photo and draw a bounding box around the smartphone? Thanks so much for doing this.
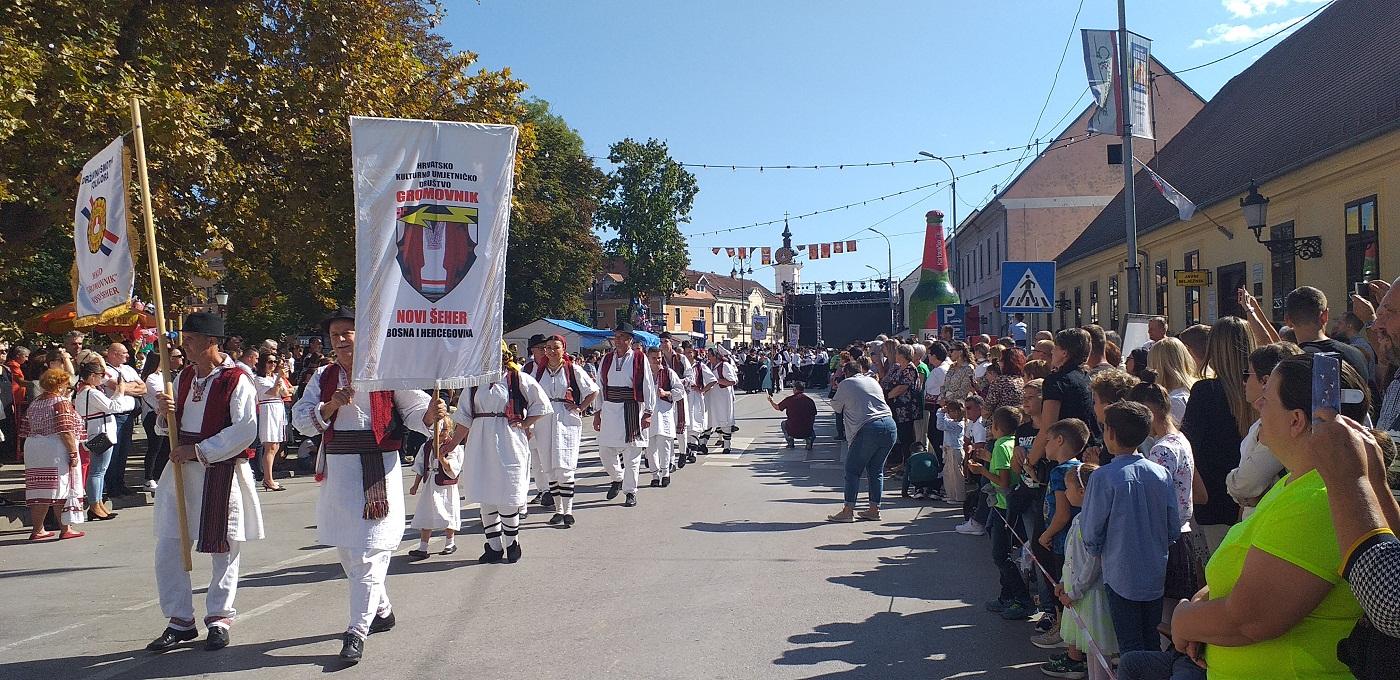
[1312,352,1341,422]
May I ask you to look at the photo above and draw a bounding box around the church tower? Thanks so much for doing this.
[773,218,802,294]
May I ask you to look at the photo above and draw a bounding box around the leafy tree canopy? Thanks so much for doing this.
[595,138,698,309]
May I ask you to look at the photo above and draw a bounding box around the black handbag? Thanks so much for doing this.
[85,431,113,456]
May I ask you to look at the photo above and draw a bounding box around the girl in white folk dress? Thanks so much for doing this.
[408,437,464,558]
[442,347,551,564]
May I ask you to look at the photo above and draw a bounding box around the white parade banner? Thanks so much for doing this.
[73,136,137,324]
[351,116,518,391]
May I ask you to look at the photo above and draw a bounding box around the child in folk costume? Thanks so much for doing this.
[530,335,598,528]
[658,333,691,473]
[592,324,657,507]
[684,344,714,463]
[408,435,464,558]
[700,345,739,454]
[443,343,551,563]
[645,346,683,487]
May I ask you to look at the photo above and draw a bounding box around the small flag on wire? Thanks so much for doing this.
[1136,158,1196,221]
[712,247,721,255]
[808,244,819,260]
[846,240,858,252]
[833,241,844,254]
[738,247,747,259]
[726,247,735,257]
[820,243,831,258]
[761,247,771,265]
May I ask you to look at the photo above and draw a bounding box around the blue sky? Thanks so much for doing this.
[441,0,1329,290]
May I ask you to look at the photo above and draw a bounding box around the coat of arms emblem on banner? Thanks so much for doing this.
[394,204,479,302]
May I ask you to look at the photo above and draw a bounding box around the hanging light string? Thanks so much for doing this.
[689,132,1099,238]
[590,134,1098,173]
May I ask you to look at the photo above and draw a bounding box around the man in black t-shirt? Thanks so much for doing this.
[1286,286,1372,383]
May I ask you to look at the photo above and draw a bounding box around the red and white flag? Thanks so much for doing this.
[1136,159,1196,221]
[808,244,819,260]
[846,240,858,252]
[820,243,831,258]
[833,241,844,254]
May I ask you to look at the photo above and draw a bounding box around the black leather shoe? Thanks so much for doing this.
[479,543,504,564]
[408,549,429,559]
[205,626,229,651]
[548,513,565,526]
[623,493,637,507]
[530,492,544,505]
[562,514,575,527]
[721,448,731,456]
[339,633,363,663]
[505,542,522,563]
[606,481,622,500]
[368,610,395,634]
[650,478,661,487]
[440,544,458,556]
[686,452,697,463]
[541,491,555,509]
[146,626,198,651]
[661,476,672,488]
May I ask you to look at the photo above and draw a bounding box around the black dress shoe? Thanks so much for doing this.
[205,626,230,651]
[548,513,565,526]
[661,476,672,488]
[606,481,622,500]
[368,610,395,634]
[530,492,544,505]
[562,514,575,527]
[479,543,504,564]
[541,491,555,509]
[339,633,363,662]
[505,542,522,563]
[650,478,661,487]
[440,544,458,556]
[686,452,697,463]
[623,493,637,507]
[408,549,430,559]
[146,626,198,651]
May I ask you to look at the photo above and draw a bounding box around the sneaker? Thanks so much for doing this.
[985,598,1009,613]
[1034,613,1057,634]
[826,507,856,523]
[1040,655,1087,679]
[1001,601,1034,620]
[1030,630,1067,649]
[143,480,158,492]
[954,521,986,536]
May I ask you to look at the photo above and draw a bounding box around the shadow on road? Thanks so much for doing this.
[3,632,350,679]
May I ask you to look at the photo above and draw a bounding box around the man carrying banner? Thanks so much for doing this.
[592,324,655,507]
[145,312,263,653]
[683,342,714,463]
[522,333,555,510]
[700,345,739,455]
[659,332,691,471]
[291,307,447,663]
[644,346,682,487]
[530,335,598,527]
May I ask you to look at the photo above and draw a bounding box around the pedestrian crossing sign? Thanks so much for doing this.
[1000,261,1056,313]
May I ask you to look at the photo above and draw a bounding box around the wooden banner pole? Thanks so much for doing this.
[131,96,192,572]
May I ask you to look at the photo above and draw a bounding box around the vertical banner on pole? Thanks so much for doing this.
[73,137,138,324]
[1083,29,1153,139]
[351,117,518,390]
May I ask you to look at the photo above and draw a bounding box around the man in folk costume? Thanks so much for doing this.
[592,324,656,508]
[644,346,682,487]
[700,345,739,454]
[290,307,447,663]
[530,335,598,527]
[442,342,551,560]
[522,333,556,510]
[659,332,691,472]
[683,343,714,463]
[146,312,262,653]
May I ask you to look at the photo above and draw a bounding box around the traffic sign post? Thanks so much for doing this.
[1000,261,1056,313]
[936,304,966,341]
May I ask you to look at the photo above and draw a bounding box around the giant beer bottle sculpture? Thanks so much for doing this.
[908,210,960,336]
[420,221,448,298]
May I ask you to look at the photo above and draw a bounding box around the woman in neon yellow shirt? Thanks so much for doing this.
[1163,355,1367,679]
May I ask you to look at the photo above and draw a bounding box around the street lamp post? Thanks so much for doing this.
[214,284,229,318]
[917,151,958,235]
[866,228,895,335]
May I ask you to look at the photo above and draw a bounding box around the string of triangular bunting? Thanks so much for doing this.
[709,241,859,265]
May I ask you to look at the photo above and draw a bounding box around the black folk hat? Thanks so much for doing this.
[527,333,549,350]
[613,322,634,334]
[179,311,226,338]
[321,306,355,333]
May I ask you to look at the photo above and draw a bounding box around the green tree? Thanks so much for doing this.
[0,0,533,337]
[595,138,698,315]
[504,99,606,330]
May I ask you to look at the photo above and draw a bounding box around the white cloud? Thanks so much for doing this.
[1222,0,1325,19]
[1190,16,1305,48]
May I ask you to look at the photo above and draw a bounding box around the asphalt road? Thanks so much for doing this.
[0,392,1044,680]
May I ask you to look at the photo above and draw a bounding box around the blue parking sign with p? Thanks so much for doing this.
[937,304,965,340]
